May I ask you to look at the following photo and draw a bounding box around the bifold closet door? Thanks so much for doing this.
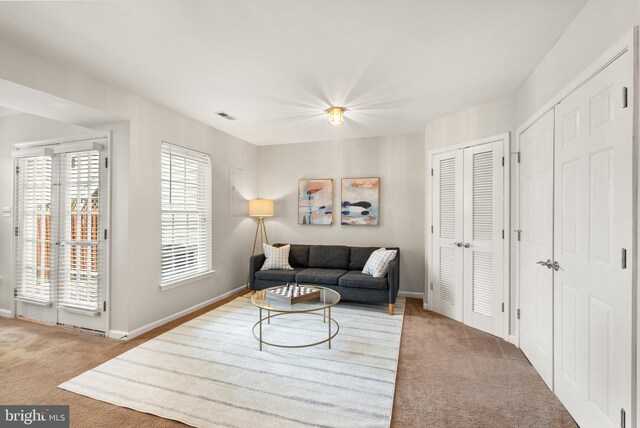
[518,109,554,390]
[553,51,632,428]
[431,150,464,322]
[462,142,504,337]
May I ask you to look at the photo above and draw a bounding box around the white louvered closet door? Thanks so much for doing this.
[462,141,504,337]
[431,150,464,322]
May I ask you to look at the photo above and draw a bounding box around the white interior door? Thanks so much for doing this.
[431,149,464,322]
[518,109,555,390]
[462,141,504,337]
[14,140,108,333]
[553,51,632,428]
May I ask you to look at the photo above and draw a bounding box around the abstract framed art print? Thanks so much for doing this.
[298,179,333,225]
[341,177,379,225]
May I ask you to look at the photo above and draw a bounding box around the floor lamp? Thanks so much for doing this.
[249,199,274,256]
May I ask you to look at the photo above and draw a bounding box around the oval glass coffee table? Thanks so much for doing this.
[250,285,340,351]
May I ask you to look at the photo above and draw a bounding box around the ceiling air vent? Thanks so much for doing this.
[217,112,237,121]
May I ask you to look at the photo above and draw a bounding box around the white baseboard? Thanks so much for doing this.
[423,302,429,311]
[509,334,518,346]
[107,330,128,340]
[0,308,13,318]
[397,291,424,299]
[119,284,248,341]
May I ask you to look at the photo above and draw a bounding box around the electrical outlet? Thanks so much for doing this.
[2,207,10,218]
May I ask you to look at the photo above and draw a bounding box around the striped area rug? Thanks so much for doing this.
[59,295,405,427]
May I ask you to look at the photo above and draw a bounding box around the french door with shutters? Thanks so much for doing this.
[518,109,555,390]
[430,136,506,337]
[14,138,108,333]
[553,50,632,428]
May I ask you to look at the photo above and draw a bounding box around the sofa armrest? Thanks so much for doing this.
[249,254,266,290]
[388,256,400,304]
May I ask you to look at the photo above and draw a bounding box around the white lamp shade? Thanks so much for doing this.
[249,199,274,217]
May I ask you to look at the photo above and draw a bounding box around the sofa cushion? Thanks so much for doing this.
[349,247,380,270]
[296,268,347,285]
[308,246,350,270]
[338,270,388,290]
[363,248,397,277]
[255,268,304,283]
[289,244,311,267]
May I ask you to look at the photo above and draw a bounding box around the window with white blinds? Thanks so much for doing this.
[161,142,212,286]
[58,150,102,310]
[14,156,53,303]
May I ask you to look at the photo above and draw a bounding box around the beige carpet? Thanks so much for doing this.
[392,299,577,427]
[0,295,576,427]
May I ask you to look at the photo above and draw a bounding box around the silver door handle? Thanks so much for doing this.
[536,259,552,269]
[463,243,471,248]
[551,261,561,271]
[450,242,462,247]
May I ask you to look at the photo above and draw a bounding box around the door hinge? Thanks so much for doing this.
[514,230,521,241]
[512,151,521,163]
[502,229,504,239]
[621,248,627,269]
[431,168,433,176]
[430,282,433,290]
[104,229,108,240]
[622,87,628,109]
[517,309,521,319]
[15,165,19,175]
[105,157,109,168]
[431,225,434,234]
[501,302,504,313]
[13,288,17,298]
[103,301,107,312]
[501,156,505,167]
[14,226,18,237]
[621,408,626,428]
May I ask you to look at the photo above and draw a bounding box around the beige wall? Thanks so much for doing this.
[257,133,426,295]
[0,37,259,336]
[517,0,639,123]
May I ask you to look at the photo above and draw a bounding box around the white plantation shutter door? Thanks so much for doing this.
[14,156,54,303]
[161,143,212,286]
[57,150,103,311]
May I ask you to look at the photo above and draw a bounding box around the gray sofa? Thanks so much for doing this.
[249,244,400,315]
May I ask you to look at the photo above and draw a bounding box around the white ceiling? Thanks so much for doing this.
[0,0,586,145]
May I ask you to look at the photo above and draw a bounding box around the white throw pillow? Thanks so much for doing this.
[362,248,397,278]
[261,244,294,270]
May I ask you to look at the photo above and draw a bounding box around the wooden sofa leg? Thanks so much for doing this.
[389,304,394,316]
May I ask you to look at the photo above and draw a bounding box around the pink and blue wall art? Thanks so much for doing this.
[298,179,333,225]
[341,177,380,225]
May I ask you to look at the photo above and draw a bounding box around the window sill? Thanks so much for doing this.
[160,270,216,291]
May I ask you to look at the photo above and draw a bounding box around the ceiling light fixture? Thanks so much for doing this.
[327,106,345,126]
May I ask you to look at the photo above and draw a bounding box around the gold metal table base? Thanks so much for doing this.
[252,310,339,350]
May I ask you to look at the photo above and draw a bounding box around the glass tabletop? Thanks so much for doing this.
[251,285,341,313]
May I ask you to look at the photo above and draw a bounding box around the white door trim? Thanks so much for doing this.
[11,131,112,335]
[514,27,637,348]
[514,27,638,427]
[426,132,511,341]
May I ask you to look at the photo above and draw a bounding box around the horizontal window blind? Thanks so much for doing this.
[161,142,212,286]
[57,150,102,310]
[14,156,54,303]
